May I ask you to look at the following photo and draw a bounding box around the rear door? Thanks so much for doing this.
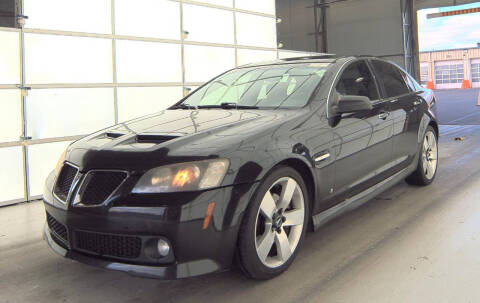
[327,59,394,206]
[370,60,421,171]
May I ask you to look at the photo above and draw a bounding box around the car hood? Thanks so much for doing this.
[66,109,303,171]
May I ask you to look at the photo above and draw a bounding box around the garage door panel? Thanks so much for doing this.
[116,40,182,83]
[27,141,71,197]
[184,45,235,83]
[235,0,275,15]
[24,34,113,84]
[26,88,115,140]
[114,0,180,40]
[235,13,277,48]
[183,4,234,44]
[24,0,111,34]
[0,90,22,143]
[194,0,233,7]
[0,147,25,203]
[237,49,277,65]
[117,87,183,122]
[0,31,20,85]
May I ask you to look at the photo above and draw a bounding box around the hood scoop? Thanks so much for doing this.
[88,131,128,147]
[105,132,125,139]
[136,134,180,144]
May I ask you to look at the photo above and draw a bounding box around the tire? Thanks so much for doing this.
[406,125,438,186]
[237,166,310,279]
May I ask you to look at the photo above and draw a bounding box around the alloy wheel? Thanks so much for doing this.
[422,130,438,180]
[254,177,305,268]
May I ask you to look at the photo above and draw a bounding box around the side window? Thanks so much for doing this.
[335,60,379,101]
[399,69,421,92]
[371,60,410,98]
[402,72,416,92]
[407,74,424,92]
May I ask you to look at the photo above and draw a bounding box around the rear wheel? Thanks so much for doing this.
[406,126,438,185]
[237,166,309,279]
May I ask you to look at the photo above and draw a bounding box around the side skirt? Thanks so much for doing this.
[311,162,417,231]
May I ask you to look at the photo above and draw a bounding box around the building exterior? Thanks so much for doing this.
[420,43,480,90]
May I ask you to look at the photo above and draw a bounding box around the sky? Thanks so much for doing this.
[417,2,480,52]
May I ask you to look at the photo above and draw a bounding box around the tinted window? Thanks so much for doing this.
[401,71,424,92]
[399,70,415,92]
[371,60,410,98]
[335,60,379,100]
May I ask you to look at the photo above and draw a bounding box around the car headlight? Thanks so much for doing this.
[132,159,230,193]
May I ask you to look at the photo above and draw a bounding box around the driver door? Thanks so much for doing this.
[329,60,394,204]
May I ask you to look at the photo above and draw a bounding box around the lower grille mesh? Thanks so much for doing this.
[74,230,141,259]
[46,212,68,243]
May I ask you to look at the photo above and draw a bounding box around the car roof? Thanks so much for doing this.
[237,54,376,69]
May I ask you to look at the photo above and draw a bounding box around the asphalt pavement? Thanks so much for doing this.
[435,88,480,125]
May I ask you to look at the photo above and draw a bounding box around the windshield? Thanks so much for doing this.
[179,63,331,109]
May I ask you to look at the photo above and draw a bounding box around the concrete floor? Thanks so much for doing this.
[2,125,480,303]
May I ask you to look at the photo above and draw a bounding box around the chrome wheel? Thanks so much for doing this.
[254,177,305,268]
[422,130,438,180]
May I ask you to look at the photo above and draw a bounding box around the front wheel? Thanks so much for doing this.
[406,126,438,185]
[237,166,309,279]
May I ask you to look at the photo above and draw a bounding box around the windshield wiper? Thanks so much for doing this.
[170,103,198,110]
[198,102,258,109]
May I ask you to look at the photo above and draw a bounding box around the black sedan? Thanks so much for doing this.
[43,56,438,280]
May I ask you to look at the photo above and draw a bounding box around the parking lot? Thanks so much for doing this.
[436,88,480,125]
[2,92,480,303]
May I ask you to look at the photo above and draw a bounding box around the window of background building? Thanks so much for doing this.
[434,64,464,84]
[472,63,480,83]
[420,65,428,85]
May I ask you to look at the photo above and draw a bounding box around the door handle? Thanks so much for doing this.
[413,100,422,106]
[314,152,331,163]
[378,112,390,120]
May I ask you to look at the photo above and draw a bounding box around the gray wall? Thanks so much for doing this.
[325,0,405,66]
[276,0,316,52]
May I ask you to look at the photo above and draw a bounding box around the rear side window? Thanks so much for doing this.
[371,60,410,98]
[402,71,416,92]
[335,60,379,100]
[407,74,424,92]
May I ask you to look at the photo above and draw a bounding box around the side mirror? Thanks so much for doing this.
[333,94,373,114]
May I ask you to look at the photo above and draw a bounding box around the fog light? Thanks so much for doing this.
[157,239,170,257]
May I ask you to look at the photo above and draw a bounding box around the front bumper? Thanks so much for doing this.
[43,223,221,279]
[43,171,258,279]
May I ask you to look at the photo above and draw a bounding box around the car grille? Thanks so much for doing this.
[79,171,127,205]
[53,163,78,202]
[46,212,68,245]
[74,230,141,259]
